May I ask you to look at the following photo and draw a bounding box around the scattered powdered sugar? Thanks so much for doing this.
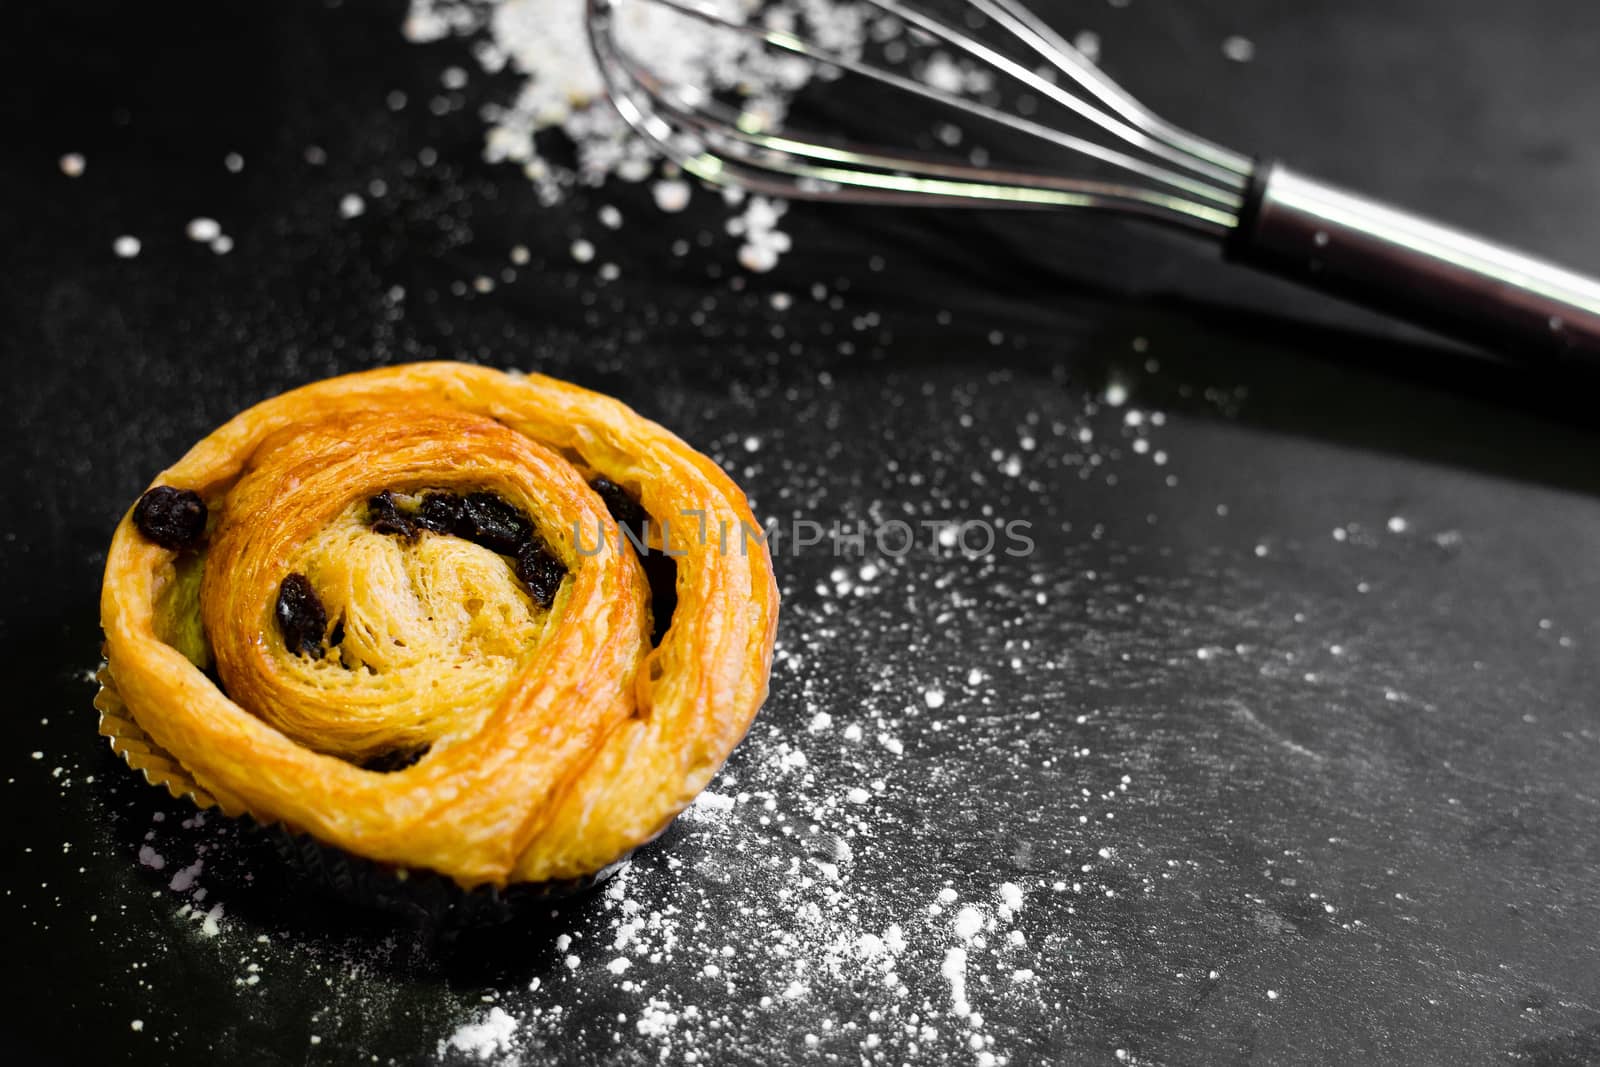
[940,946,970,1015]
[729,197,792,274]
[652,178,691,213]
[185,217,222,243]
[399,620,1117,1066]
[952,905,985,940]
[169,858,203,892]
[1071,29,1101,64]
[1221,34,1256,63]
[997,881,1024,916]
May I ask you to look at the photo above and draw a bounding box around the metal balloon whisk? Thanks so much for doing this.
[588,0,1600,364]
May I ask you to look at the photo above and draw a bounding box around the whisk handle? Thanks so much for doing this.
[1228,162,1600,365]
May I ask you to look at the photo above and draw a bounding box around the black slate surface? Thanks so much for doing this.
[3,1,1600,1064]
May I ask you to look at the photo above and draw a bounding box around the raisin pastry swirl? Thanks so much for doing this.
[98,363,779,888]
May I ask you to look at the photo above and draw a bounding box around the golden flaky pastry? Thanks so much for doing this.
[98,363,779,888]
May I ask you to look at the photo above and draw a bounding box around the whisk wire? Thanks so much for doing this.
[603,35,1237,228]
[608,0,1244,228]
[635,0,1238,210]
[964,0,1252,181]
[854,0,1245,194]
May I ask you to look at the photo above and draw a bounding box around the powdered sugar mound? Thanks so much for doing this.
[440,1006,519,1061]
[403,0,868,270]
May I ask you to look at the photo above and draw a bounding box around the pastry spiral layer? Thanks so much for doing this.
[98,363,779,887]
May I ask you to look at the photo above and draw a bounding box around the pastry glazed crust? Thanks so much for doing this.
[99,363,779,888]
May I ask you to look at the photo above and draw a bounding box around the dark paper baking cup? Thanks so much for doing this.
[97,661,634,928]
[263,824,631,927]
